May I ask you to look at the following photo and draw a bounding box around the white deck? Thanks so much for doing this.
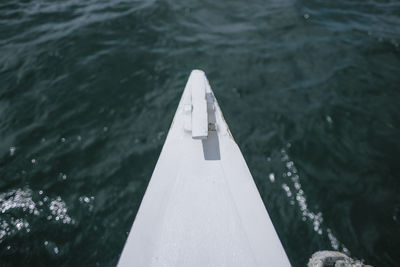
[117,70,291,267]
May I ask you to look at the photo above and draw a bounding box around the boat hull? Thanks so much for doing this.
[117,70,291,267]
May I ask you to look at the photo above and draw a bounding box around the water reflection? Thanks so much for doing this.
[49,197,73,224]
[9,146,15,156]
[278,145,349,253]
[0,188,39,216]
[0,188,74,243]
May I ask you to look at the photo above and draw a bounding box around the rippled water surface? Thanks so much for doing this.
[1,0,400,266]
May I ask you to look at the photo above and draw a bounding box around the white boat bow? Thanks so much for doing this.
[117,70,291,267]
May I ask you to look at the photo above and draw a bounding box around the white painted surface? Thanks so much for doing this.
[117,70,291,267]
[189,70,208,139]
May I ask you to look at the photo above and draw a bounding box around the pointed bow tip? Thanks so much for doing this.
[191,69,206,76]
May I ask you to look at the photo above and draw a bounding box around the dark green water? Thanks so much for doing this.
[1,0,400,266]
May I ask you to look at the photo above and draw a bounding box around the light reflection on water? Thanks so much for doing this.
[49,197,73,224]
[276,145,349,254]
[0,188,75,244]
[0,188,37,242]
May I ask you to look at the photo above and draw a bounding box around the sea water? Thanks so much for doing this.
[0,0,399,266]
